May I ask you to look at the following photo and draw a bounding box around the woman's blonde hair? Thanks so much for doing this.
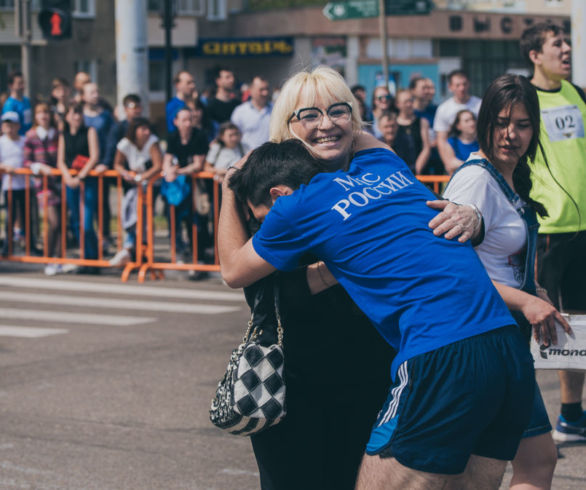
[269,66,363,143]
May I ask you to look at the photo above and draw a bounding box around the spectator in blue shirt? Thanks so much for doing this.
[445,109,479,172]
[2,71,32,135]
[166,71,197,135]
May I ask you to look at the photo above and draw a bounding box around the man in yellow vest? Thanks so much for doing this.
[521,21,586,443]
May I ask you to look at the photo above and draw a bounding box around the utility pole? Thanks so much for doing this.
[572,0,585,88]
[378,0,388,90]
[162,0,174,103]
[115,0,150,116]
[15,0,32,97]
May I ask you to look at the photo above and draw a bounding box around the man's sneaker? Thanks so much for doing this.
[553,412,586,442]
[109,249,131,267]
[44,264,62,276]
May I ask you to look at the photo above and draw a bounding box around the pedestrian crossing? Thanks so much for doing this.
[0,275,245,338]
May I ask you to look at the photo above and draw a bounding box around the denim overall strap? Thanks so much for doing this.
[450,158,538,295]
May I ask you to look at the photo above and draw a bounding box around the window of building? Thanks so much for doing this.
[545,0,564,6]
[0,0,14,9]
[207,0,226,20]
[74,60,97,84]
[149,60,166,93]
[73,0,95,18]
[148,0,204,15]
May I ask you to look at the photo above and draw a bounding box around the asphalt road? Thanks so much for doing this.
[0,267,584,489]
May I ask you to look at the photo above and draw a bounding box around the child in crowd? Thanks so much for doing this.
[110,118,163,267]
[24,103,61,273]
[444,109,479,173]
[205,122,248,183]
[0,112,26,256]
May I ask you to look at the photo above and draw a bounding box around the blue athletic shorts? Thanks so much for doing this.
[365,325,535,475]
[522,371,552,438]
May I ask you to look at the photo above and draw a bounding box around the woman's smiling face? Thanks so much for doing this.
[288,95,354,165]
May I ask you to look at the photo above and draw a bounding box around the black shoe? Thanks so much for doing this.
[76,266,101,275]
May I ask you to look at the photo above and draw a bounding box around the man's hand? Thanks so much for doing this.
[427,200,481,243]
[94,164,108,174]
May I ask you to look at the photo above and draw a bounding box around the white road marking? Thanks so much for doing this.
[0,308,154,326]
[0,291,239,314]
[0,326,68,338]
[0,276,244,302]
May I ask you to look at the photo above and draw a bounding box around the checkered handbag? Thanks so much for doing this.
[209,283,285,436]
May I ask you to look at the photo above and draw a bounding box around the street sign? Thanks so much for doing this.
[384,0,433,15]
[323,0,379,21]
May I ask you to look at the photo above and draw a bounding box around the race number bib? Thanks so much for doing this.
[541,105,585,142]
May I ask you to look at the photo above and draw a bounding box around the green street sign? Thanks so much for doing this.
[384,0,433,15]
[323,0,379,21]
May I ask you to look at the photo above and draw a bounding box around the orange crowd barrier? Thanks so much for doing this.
[0,168,450,282]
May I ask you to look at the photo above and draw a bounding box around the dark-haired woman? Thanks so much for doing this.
[444,74,571,490]
[57,103,99,270]
[110,117,162,267]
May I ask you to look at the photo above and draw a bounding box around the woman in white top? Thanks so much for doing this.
[444,74,571,490]
[205,122,248,183]
[111,117,162,266]
[0,112,26,256]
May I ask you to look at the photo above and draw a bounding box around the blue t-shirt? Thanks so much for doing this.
[448,137,479,162]
[84,111,116,167]
[253,148,514,378]
[166,97,187,135]
[415,103,437,127]
[3,96,32,135]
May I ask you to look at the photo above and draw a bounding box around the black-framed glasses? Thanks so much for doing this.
[288,102,352,127]
[376,94,391,101]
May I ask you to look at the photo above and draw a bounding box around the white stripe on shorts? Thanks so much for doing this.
[379,361,409,427]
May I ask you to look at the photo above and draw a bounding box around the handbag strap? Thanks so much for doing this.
[244,275,284,347]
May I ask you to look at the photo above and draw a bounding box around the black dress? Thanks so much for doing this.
[248,259,394,490]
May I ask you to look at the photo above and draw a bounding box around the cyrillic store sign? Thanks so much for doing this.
[191,37,294,57]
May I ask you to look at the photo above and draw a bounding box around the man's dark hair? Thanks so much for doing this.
[229,140,327,207]
[351,84,366,94]
[408,77,425,91]
[447,70,469,84]
[213,65,233,82]
[123,93,141,107]
[8,71,23,87]
[520,21,564,66]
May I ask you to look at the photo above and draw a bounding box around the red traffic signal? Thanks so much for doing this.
[38,8,72,40]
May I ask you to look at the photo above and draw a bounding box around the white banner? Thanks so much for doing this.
[531,315,586,371]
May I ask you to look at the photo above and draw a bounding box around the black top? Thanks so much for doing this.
[166,128,209,168]
[244,249,394,387]
[206,97,240,124]
[397,117,423,173]
[63,124,90,169]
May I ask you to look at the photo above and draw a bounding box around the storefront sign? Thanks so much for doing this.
[192,37,294,57]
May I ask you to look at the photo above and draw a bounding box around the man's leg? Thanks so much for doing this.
[555,371,586,442]
[510,433,557,490]
[450,455,507,490]
[356,454,456,490]
[356,454,506,490]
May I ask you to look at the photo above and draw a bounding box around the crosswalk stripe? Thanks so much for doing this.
[0,291,240,314]
[0,276,244,302]
[0,308,155,326]
[0,326,68,338]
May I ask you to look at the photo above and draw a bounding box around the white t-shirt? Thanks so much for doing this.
[443,161,527,288]
[433,95,482,133]
[0,134,26,190]
[117,135,158,173]
[206,142,248,171]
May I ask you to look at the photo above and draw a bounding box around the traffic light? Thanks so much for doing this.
[38,0,72,40]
